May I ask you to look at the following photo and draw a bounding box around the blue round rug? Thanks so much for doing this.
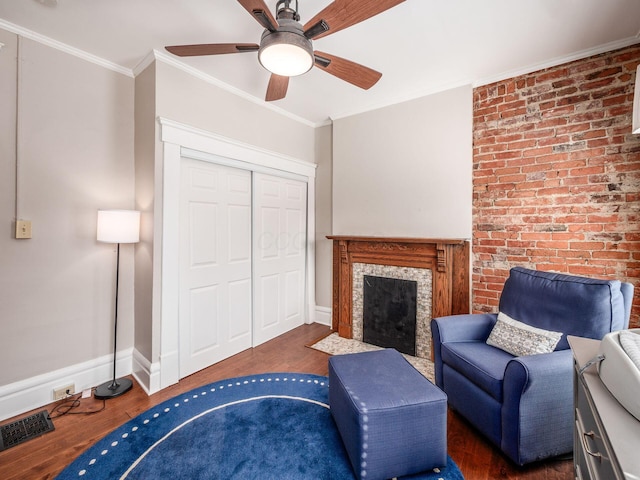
[56,373,463,479]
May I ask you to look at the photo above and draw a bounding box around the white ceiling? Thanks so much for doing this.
[1,0,639,126]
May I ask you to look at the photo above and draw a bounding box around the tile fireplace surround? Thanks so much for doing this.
[328,236,470,357]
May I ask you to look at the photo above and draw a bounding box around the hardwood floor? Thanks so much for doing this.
[0,323,573,480]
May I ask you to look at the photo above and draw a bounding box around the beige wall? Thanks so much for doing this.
[155,61,316,163]
[314,124,333,309]
[332,85,473,239]
[0,30,135,385]
[133,62,156,362]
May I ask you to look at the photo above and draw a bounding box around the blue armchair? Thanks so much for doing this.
[431,267,634,465]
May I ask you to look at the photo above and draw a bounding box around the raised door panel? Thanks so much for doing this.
[179,159,252,378]
[252,173,307,346]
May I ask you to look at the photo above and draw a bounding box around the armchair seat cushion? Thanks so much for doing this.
[441,342,513,402]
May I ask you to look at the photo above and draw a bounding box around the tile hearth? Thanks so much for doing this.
[308,332,435,382]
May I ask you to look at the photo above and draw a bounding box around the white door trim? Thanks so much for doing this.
[152,117,317,393]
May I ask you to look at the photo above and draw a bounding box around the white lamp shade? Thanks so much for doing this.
[633,64,640,135]
[97,210,140,243]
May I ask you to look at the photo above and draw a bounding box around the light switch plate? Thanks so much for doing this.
[16,220,32,239]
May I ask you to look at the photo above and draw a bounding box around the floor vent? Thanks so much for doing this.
[0,410,55,452]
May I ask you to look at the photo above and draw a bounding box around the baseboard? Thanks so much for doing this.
[0,349,133,422]
[131,348,165,395]
[315,306,332,327]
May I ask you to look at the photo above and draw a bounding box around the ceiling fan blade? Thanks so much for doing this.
[165,43,259,57]
[266,74,289,102]
[237,0,279,31]
[303,0,405,40]
[314,51,382,90]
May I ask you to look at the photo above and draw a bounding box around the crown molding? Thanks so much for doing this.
[0,18,133,77]
[331,36,640,122]
[2,18,636,128]
[152,50,319,129]
[473,36,640,88]
[0,19,322,129]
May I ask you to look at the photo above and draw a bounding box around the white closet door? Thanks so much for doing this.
[179,158,252,378]
[252,173,307,346]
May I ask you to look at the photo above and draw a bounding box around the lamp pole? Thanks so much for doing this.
[95,210,139,400]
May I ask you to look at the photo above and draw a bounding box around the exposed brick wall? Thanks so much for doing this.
[473,44,640,328]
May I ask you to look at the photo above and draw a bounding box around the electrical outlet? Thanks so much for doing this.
[53,383,75,401]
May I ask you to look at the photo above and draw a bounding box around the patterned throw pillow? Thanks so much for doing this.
[487,312,563,356]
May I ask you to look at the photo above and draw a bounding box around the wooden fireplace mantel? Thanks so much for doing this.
[327,236,470,338]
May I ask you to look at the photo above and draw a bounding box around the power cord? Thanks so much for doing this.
[49,389,106,419]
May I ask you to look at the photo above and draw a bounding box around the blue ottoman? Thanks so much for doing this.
[329,349,447,480]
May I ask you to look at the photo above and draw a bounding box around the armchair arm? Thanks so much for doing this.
[501,349,574,465]
[431,313,497,388]
[431,313,497,344]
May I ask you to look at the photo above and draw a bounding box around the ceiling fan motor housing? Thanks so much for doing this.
[258,18,313,76]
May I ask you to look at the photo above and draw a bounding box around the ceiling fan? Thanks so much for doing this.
[165,0,405,102]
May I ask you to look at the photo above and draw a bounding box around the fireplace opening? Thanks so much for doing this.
[362,275,417,356]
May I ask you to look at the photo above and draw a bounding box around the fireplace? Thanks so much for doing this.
[328,236,470,359]
[363,275,418,355]
[353,263,432,358]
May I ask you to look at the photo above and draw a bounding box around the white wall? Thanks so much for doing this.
[0,29,134,417]
[332,85,473,239]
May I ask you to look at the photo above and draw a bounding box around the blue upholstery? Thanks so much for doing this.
[432,267,634,465]
[499,266,629,349]
[329,349,447,480]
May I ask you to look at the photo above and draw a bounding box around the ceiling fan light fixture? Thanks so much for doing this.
[259,29,313,77]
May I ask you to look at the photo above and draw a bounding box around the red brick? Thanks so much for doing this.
[557,94,590,106]
[537,241,569,249]
[567,264,607,276]
[556,250,592,259]
[521,233,552,241]
[538,118,568,128]
[569,166,605,176]
[542,105,576,117]
[493,150,524,160]
[538,135,571,147]
[556,123,591,135]
[523,146,554,157]
[587,214,621,223]
[537,263,569,272]
[500,107,528,118]
[569,241,606,250]
[473,44,640,327]
[580,77,616,91]
[526,248,558,257]
[603,95,629,107]
[498,100,526,112]
[592,250,631,260]
[537,68,570,83]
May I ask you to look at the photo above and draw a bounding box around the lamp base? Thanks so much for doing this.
[94,377,133,400]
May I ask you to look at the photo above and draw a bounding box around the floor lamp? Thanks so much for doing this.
[95,209,140,400]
